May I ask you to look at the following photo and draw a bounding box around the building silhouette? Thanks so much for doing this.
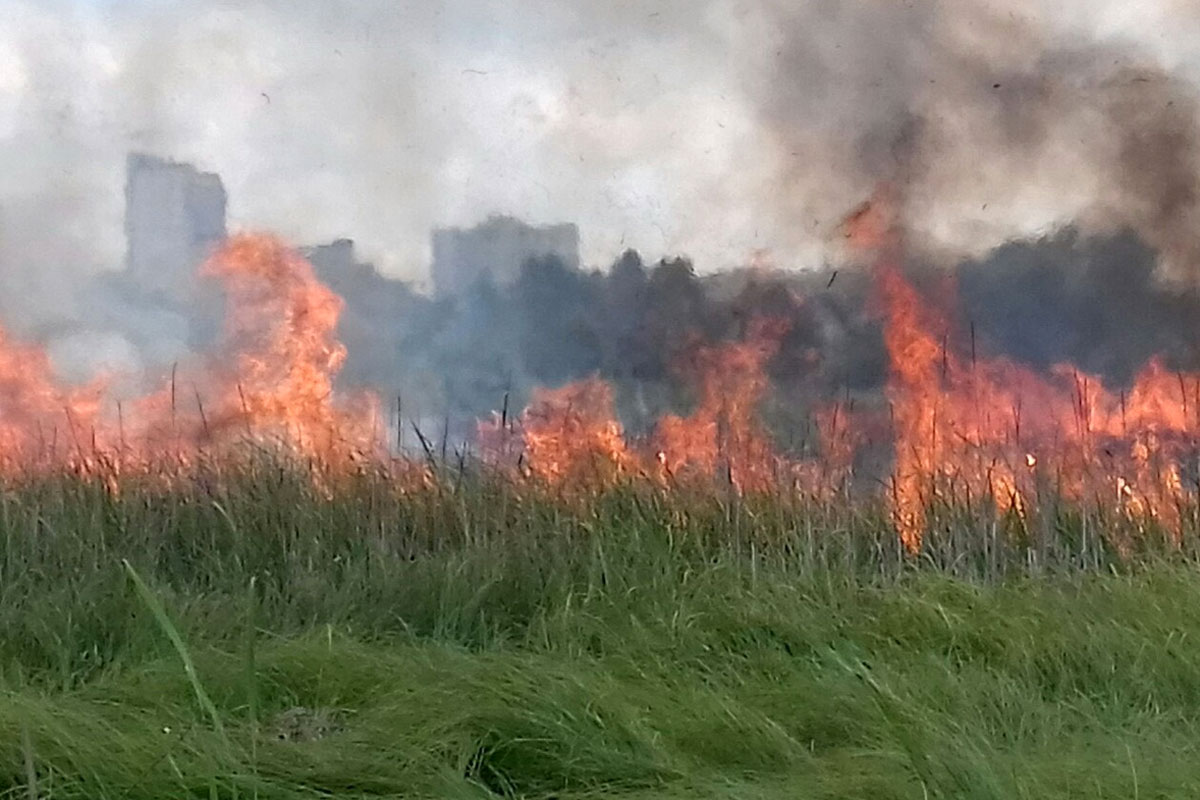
[124,153,227,306]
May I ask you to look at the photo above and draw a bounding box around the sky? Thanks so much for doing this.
[1,0,1198,303]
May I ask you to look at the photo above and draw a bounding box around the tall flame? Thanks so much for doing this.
[0,232,377,480]
[486,185,1200,553]
[844,186,1199,550]
[0,220,1191,553]
[203,233,377,460]
[654,318,787,492]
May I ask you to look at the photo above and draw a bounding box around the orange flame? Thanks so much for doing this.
[203,233,378,460]
[470,185,1200,553]
[0,324,104,468]
[0,233,379,484]
[654,318,787,492]
[0,215,1190,555]
[517,376,632,487]
[843,186,1200,550]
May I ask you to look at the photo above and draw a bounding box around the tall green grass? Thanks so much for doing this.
[2,460,1200,797]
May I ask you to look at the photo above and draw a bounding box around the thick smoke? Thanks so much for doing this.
[402,227,1200,447]
[957,230,1200,385]
[3,1,1198,290]
[751,1,1200,281]
[386,250,875,442]
[0,0,759,296]
[3,0,1200,433]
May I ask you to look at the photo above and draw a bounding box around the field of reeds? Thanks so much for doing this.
[2,455,1200,798]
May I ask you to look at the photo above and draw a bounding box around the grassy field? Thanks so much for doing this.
[3,460,1200,798]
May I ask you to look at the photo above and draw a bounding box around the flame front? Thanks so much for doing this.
[203,234,378,460]
[487,188,1200,552]
[842,188,1200,550]
[0,233,377,482]
[0,223,1193,553]
[654,318,787,492]
[519,377,632,487]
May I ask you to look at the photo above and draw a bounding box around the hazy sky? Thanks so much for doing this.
[1,0,1198,297]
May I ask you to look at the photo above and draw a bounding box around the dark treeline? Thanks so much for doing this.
[340,249,882,438]
[329,229,1200,442]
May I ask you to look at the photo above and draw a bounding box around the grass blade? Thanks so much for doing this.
[122,559,227,744]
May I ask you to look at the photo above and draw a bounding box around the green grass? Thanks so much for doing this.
[2,460,1200,797]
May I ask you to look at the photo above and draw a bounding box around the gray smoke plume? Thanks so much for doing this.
[756,0,1200,283]
[2,1,1195,293]
[2,0,1200,412]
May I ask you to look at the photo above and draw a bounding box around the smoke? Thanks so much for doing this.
[0,0,760,297]
[2,0,1200,420]
[2,0,1195,294]
[754,0,1200,281]
[958,229,1200,386]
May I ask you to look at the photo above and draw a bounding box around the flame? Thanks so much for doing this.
[510,376,632,487]
[485,320,809,495]
[485,183,1200,553]
[0,324,104,468]
[462,180,1200,553]
[488,317,857,499]
[653,318,787,492]
[877,260,947,550]
[843,187,1200,550]
[202,233,378,461]
[0,214,1190,556]
[477,376,633,489]
[0,232,379,484]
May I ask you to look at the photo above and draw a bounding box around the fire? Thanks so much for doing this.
[510,376,632,487]
[202,233,378,460]
[0,233,378,483]
[842,187,1200,550]
[486,320,803,494]
[0,324,104,468]
[876,260,947,550]
[0,214,1191,555]
[482,183,1200,554]
[654,318,787,492]
[169,224,1199,555]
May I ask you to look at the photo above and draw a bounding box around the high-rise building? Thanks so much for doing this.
[431,215,580,297]
[124,152,227,305]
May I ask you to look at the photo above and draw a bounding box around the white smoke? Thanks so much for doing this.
[0,0,1196,314]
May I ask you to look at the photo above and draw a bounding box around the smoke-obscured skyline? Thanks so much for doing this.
[3,0,1200,307]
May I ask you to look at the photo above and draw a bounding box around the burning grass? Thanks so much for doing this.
[0,223,1195,556]
[466,189,1200,558]
[5,220,1200,794]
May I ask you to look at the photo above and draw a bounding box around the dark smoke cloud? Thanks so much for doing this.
[755,0,1200,282]
[3,0,1200,411]
[4,0,1194,299]
[373,248,882,442]
[393,227,1200,447]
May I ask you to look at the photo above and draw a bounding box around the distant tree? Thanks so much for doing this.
[513,255,603,384]
[637,257,713,381]
[601,249,650,381]
[432,274,523,421]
